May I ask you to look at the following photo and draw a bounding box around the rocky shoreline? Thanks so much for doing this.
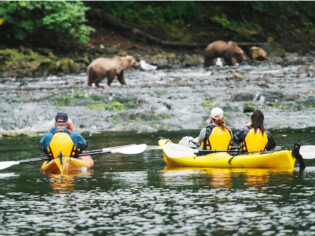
[1,39,314,79]
[1,35,315,138]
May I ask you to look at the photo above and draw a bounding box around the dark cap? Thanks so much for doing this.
[55,112,68,123]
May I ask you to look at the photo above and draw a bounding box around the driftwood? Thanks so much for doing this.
[100,12,264,49]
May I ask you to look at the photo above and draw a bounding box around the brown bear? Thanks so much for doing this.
[204,40,244,67]
[250,46,267,60]
[87,56,138,87]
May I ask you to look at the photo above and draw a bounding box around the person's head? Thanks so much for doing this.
[251,110,265,134]
[55,112,68,130]
[210,107,227,130]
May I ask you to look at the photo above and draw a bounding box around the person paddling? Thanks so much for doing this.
[40,112,88,159]
[198,107,233,150]
[233,110,276,152]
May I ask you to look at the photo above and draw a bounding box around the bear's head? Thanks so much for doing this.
[126,55,139,68]
[235,47,244,63]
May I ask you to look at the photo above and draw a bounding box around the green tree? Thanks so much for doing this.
[0,1,94,44]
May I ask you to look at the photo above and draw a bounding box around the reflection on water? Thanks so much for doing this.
[49,170,94,193]
[0,172,19,178]
[163,167,295,189]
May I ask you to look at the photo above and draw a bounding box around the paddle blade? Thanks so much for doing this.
[163,144,195,158]
[0,161,20,170]
[111,144,147,154]
[300,145,315,159]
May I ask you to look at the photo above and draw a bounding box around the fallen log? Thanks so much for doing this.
[98,12,265,49]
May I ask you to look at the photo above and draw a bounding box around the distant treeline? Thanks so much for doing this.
[0,1,314,48]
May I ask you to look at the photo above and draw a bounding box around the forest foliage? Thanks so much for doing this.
[0,1,314,48]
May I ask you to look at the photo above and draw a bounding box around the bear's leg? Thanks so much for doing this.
[223,56,233,66]
[107,76,115,86]
[87,68,95,86]
[95,81,104,88]
[117,71,126,85]
[204,56,214,67]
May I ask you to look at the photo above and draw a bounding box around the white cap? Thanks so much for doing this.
[210,107,224,119]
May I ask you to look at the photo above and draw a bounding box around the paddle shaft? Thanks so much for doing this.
[0,144,146,171]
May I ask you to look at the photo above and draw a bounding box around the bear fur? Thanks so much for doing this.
[204,40,244,66]
[87,56,138,87]
[250,46,267,60]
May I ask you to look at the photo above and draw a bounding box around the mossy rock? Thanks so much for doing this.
[2,131,38,137]
[243,102,255,113]
[155,52,177,59]
[56,59,80,74]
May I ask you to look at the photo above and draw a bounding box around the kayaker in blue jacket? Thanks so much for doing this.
[198,107,233,150]
[233,110,276,152]
[40,112,88,158]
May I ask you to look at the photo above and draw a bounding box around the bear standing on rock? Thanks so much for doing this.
[204,40,244,67]
[87,56,138,87]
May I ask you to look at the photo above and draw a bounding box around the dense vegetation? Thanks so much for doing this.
[0,1,314,50]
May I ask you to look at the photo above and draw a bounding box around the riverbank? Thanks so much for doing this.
[1,27,314,79]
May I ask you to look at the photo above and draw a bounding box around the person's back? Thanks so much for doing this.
[198,108,232,150]
[40,112,87,159]
[233,110,276,152]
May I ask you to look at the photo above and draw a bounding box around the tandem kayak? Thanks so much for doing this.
[158,139,298,170]
[41,155,94,175]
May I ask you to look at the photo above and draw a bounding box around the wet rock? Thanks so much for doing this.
[283,52,300,65]
[250,46,267,60]
[305,96,315,106]
[297,64,315,77]
[261,91,284,102]
[233,93,255,101]
[226,73,245,81]
[268,56,283,64]
[243,102,255,113]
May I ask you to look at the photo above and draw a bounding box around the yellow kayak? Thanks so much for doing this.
[158,139,296,170]
[41,155,94,175]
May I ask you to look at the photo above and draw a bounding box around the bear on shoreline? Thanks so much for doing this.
[204,40,244,67]
[87,56,138,87]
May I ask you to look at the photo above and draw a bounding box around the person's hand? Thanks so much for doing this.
[206,118,211,125]
[54,119,75,131]
[67,119,75,131]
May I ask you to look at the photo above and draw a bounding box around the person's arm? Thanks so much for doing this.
[72,132,88,150]
[198,128,207,144]
[266,131,276,150]
[67,119,75,132]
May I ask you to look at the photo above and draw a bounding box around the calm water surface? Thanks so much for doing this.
[0,130,314,235]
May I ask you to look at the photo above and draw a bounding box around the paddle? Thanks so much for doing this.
[299,145,315,159]
[0,144,147,171]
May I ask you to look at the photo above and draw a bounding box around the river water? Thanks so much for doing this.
[0,130,314,235]
[0,60,315,235]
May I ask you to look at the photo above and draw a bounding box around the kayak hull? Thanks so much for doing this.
[41,155,94,175]
[158,139,296,170]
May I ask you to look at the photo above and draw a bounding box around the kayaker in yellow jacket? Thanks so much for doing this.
[233,110,276,152]
[198,107,232,150]
[40,112,87,159]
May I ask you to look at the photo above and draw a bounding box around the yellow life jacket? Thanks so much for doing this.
[201,126,232,150]
[47,132,78,159]
[241,128,268,152]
